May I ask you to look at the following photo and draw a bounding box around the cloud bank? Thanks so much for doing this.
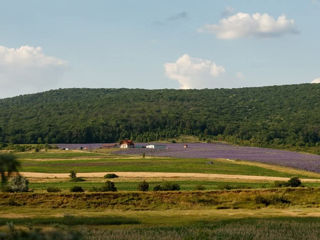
[311,78,320,84]
[164,54,226,89]
[200,12,298,39]
[0,45,68,98]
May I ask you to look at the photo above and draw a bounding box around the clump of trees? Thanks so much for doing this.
[153,182,180,191]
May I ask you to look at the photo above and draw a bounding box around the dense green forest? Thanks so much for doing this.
[0,84,320,148]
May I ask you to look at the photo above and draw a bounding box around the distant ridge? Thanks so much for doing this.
[0,84,320,148]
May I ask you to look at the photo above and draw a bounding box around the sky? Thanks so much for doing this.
[0,0,319,98]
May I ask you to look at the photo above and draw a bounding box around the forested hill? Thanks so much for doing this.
[0,84,320,147]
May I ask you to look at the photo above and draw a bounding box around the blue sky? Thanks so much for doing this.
[0,0,319,98]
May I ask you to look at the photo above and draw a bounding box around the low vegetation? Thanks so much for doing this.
[104,173,119,179]
[1,188,319,210]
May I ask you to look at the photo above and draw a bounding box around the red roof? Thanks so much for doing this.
[120,140,134,145]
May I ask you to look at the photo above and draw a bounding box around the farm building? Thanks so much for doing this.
[120,140,135,148]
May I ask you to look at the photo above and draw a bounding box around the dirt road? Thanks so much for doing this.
[20,171,320,182]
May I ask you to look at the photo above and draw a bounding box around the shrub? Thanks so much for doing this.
[70,177,85,182]
[104,173,119,179]
[153,182,180,191]
[274,181,289,187]
[153,185,162,191]
[288,177,302,187]
[69,170,85,182]
[70,186,84,192]
[69,170,77,179]
[47,187,61,192]
[90,181,117,192]
[103,181,117,192]
[138,181,149,191]
[221,184,233,190]
[274,177,302,188]
[5,176,29,192]
[194,185,206,190]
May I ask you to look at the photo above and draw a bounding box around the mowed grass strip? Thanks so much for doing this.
[20,157,314,178]
[29,180,277,192]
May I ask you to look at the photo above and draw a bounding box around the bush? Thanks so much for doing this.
[194,185,206,190]
[103,181,117,192]
[288,177,302,187]
[70,177,85,182]
[69,170,85,182]
[70,186,84,192]
[47,187,61,192]
[104,173,119,179]
[138,181,149,191]
[274,181,289,187]
[274,177,302,188]
[69,170,77,179]
[153,182,180,191]
[153,185,162,191]
[90,181,117,192]
[221,184,233,190]
[5,176,29,192]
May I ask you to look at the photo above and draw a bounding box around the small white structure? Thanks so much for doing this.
[146,145,155,149]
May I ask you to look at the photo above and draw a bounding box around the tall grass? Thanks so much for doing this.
[81,218,320,240]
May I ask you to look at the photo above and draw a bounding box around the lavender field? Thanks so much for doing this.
[116,143,320,173]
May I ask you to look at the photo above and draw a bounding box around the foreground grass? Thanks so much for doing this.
[78,217,320,240]
[0,215,139,226]
[2,215,320,240]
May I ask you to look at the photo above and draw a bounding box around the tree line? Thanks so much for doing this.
[0,84,320,149]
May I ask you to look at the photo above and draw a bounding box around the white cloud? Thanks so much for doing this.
[164,54,226,89]
[311,78,320,84]
[199,12,298,39]
[0,45,68,98]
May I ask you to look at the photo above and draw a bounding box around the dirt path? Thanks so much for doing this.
[20,171,320,182]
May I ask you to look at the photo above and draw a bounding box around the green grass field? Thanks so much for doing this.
[29,180,275,191]
[3,150,320,240]
[20,157,315,178]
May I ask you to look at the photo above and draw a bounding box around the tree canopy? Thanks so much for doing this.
[0,84,319,148]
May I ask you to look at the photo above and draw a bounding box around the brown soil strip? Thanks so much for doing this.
[20,171,320,182]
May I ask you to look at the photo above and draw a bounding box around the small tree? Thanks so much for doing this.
[6,176,29,192]
[138,181,149,191]
[103,181,117,192]
[288,177,302,187]
[69,170,77,179]
[0,153,20,188]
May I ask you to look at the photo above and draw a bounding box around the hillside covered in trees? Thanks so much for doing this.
[0,84,320,149]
